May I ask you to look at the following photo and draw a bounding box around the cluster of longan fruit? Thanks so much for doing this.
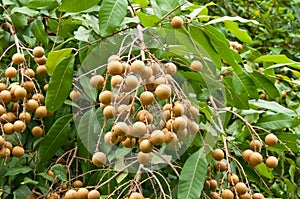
[242,134,279,169]
[0,136,24,158]
[229,41,243,53]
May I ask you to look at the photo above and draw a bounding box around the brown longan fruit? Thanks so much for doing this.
[5,67,17,78]
[137,110,153,123]
[69,90,81,101]
[14,87,27,99]
[165,62,177,75]
[122,137,136,148]
[32,93,45,104]
[24,69,35,78]
[265,133,278,146]
[0,105,5,116]
[35,56,46,65]
[72,180,83,188]
[0,147,10,158]
[189,105,199,118]
[77,188,89,199]
[3,123,14,135]
[98,90,113,105]
[137,151,151,165]
[171,16,184,29]
[13,120,26,132]
[140,66,153,79]
[32,126,44,137]
[281,90,287,99]
[107,61,123,75]
[35,106,48,118]
[19,111,31,123]
[0,136,4,148]
[140,91,154,106]
[222,189,234,199]
[249,139,262,151]
[190,60,203,72]
[88,190,100,199]
[103,105,116,119]
[61,182,68,190]
[0,83,7,91]
[92,152,107,167]
[173,102,184,117]
[228,173,239,185]
[44,84,48,91]
[0,90,12,104]
[5,141,13,150]
[155,84,171,100]
[252,193,264,199]
[208,179,217,191]
[26,193,38,199]
[12,146,25,158]
[172,117,187,132]
[33,46,45,58]
[64,189,78,199]
[149,130,165,145]
[215,160,227,172]
[139,139,153,153]
[104,131,118,145]
[123,75,139,91]
[22,81,35,93]
[108,55,120,63]
[130,60,145,74]
[242,149,253,162]
[212,149,224,161]
[129,192,144,199]
[112,122,128,136]
[209,192,220,199]
[90,75,104,89]
[129,122,147,137]
[12,53,25,65]
[235,182,247,195]
[149,61,160,75]
[188,121,199,134]
[26,99,39,113]
[249,152,263,167]
[36,65,47,76]
[265,156,278,168]
[111,75,123,87]
[239,193,251,199]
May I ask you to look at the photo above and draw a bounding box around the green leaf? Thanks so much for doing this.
[248,71,280,99]
[150,0,180,17]
[232,71,258,98]
[45,55,74,112]
[5,166,32,176]
[249,99,296,116]
[59,0,101,12]
[11,6,39,16]
[19,0,59,10]
[74,26,92,42]
[21,177,39,185]
[205,16,259,26]
[37,114,73,163]
[98,0,128,36]
[135,12,161,27]
[178,148,207,199]
[133,0,149,8]
[46,48,73,75]
[224,20,252,43]
[256,113,300,130]
[257,163,273,179]
[254,54,296,64]
[51,164,67,181]
[13,186,31,199]
[31,19,48,46]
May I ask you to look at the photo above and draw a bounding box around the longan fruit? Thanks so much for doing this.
[140,66,153,79]
[24,69,35,78]
[32,126,44,137]
[265,156,278,168]
[107,55,120,63]
[26,193,38,199]
[0,136,4,148]
[112,122,128,136]
[212,149,225,161]
[242,149,253,162]
[10,102,19,112]
[12,146,25,158]
[130,60,145,74]
[222,189,234,199]
[154,77,166,86]
[98,90,113,105]
[0,90,12,104]
[190,60,203,72]
[188,121,199,134]
[26,99,39,113]
[61,182,68,190]
[235,182,247,195]
[122,137,136,148]
[14,87,27,99]
[92,152,107,167]
[123,75,139,91]
[5,141,13,150]
[282,90,287,99]
[129,192,144,199]
[32,93,45,104]
[149,61,160,75]
[249,152,263,167]
[239,193,251,199]
[103,105,116,119]
[36,65,47,76]
[265,133,278,146]
[155,84,171,100]
[249,139,262,151]
[137,151,151,165]
[88,190,100,199]
[22,81,35,93]
[140,91,154,106]
[44,84,48,91]
[173,116,187,132]
[5,67,17,78]
[189,105,199,118]
[111,75,123,87]
[252,193,264,199]
[171,16,184,29]
[173,102,184,117]
[227,173,239,185]
[19,112,31,123]
[208,179,218,191]
[0,83,7,91]
[137,110,153,123]
[139,139,153,153]
[129,122,147,137]
[33,46,45,58]
[77,188,89,199]
[90,75,104,89]
[35,106,48,118]
[104,131,118,145]
[13,120,26,132]
[209,192,219,199]
[12,53,25,65]
[165,62,177,75]
[72,180,83,188]
[35,56,46,65]
[0,147,10,158]
[3,123,14,135]
[149,130,165,145]
[108,61,123,75]
[69,90,81,101]
[64,189,78,199]
[215,160,227,172]
[203,180,210,191]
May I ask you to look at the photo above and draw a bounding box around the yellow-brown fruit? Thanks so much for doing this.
[265,156,278,168]
[189,60,203,72]
[139,139,153,153]
[92,152,107,167]
[123,75,139,92]
[5,67,17,78]
[5,142,13,150]
[149,61,160,75]
[188,121,199,134]
[36,65,47,76]
[155,84,171,100]
[32,93,45,104]
[172,103,184,117]
[72,180,83,188]
[103,105,116,119]
[208,179,218,191]
[113,122,128,136]
[77,188,89,199]
[90,75,104,89]
[47,170,55,178]
[228,173,239,185]
[235,182,247,195]
[32,126,44,137]
[12,53,25,65]
[171,16,184,29]
[33,46,45,58]
[189,105,199,118]
[107,55,120,63]
[10,103,19,112]
[215,160,227,172]
[140,66,153,79]
[0,83,7,92]
[14,87,27,99]
[177,128,188,139]
[282,90,287,99]
[242,149,253,162]
[265,133,278,146]
[104,131,118,145]
[24,68,35,78]
[239,193,251,199]
[137,110,153,123]
[221,189,234,199]
[203,180,210,191]
[13,120,26,132]
[44,84,48,91]
[149,130,165,145]
[129,192,144,199]
[61,182,68,190]
[140,91,154,106]
[111,75,123,87]
[249,139,262,151]
[35,56,46,65]
[212,149,224,161]
[35,106,48,118]
[3,123,14,135]
[0,147,10,158]
[137,151,151,165]
[19,112,31,123]
[12,146,25,158]
[64,189,78,199]
[108,61,123,75]
[88,190,100,199]
[209,192,219,199]
[26,193,38,199]
[22,81,35,93]
[130,60,145,74]
[26,99,39,113]
[249,152,263,167]
[98,90,113,105]
[122,137,136,148]
[252,193,264,199]
[69,90,81,101]
[0,90,12,104]
[0,105,5,116]
[47,192,59,199]
[129,122,147,138]
[165,62,177,75]
[0,136,4,148]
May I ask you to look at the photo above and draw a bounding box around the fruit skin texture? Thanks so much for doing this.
[139,139,153,153]
[12,53,25,65]
[5,67,17,78]
[213,149,224,161]
[221,189,234,199]
[235,182,247,195]
[249,139,262,151]
[72,180,83,188]
[32,126,43,137]
[88,190,100,199]
[77,188,89,199]
[33,46,45,58]
[209,192,219,199]
[90,75,104,89]
[242,149,253,162]
[130,60,145,74]
[208,179,217,191]
[92,152,107,167]
[64,189,78,199]
[239,193,251,199]
[155,84,171,100]
[137,151,151,165]
[249,152,263,167]
[265,156,278,168]
[189,60,203,72]
[69,90,81,101]
[215,160,227,172]
[140,91,154,106]
[171,16,184,29]
[107,61,123,75]
[228,173,239,185]
[99,90,113,105]
[265,133,278,146]
[252,193,264,199]
[12,146,25,158]
[35,106,48,118]
[129,192,144,199]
